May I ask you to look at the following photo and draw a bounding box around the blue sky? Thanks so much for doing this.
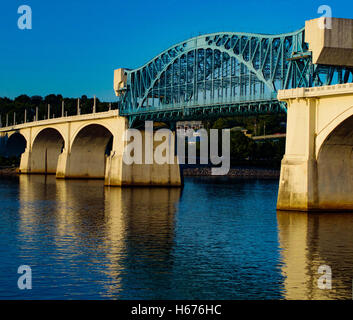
[0,0,351,101]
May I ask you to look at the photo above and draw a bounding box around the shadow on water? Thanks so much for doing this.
[277,210,353,300]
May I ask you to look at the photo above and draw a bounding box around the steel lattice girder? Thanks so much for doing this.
[118,27,353,124]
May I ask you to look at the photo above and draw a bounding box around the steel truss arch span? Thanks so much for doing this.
[118,27,353,126]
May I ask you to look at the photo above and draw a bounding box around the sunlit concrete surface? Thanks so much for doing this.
[305,18,353,67]
[278,211,353,299]
[0,110,181,186]
[277,83,353,211]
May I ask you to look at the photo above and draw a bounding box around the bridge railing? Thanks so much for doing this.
[0,98,116,129]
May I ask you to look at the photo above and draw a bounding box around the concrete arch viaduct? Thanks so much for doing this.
[0,110,181,186]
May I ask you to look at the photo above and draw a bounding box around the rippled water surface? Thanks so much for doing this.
[1,175,353,300]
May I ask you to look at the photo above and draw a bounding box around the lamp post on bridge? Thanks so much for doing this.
[6,114,8,127]
[61,101,65,117]
[36,107,38,122]
[77,98,81,115]
[93,95,96,113]
[24,110,27,123]
[13,112,16,126]
[47,104,51,120]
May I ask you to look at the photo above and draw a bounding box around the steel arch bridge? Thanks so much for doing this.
[116,27,353,126]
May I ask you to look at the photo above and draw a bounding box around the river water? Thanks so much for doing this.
[0,175,353,300]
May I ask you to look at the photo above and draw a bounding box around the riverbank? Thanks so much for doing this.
[0,167,18,177]
[182,167,280,178]
[0,166,280,179]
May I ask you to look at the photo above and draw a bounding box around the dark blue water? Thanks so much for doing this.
[1,175,353,300]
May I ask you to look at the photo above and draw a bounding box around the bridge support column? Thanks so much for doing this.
[104,127,181,187]
[277,157,319,211]
[19,149,32,174]
[56,149,69,178]
[277,94,318,211]
[277,86,353,212]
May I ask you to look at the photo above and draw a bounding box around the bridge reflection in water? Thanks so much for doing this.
[14,175,353,299]
[278,211,353,300]
[18,175,181,298]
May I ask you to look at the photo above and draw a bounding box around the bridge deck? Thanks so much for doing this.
[0,110,120,132]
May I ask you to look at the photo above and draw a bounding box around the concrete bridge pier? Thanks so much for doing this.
[56,148,70,178]
[19,149,31,173]
[104,123,181,187]
[277,85,353,212]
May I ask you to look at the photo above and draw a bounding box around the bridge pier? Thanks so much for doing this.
[104,155,181,187]
[104,126,181,187]
[56,149,70,178]
[277,85,353,212]
[19,149,31,174]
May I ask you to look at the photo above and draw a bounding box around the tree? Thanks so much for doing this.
[230,131,252,161]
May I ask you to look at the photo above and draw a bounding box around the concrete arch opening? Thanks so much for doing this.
[31,128,65,174]
[6,133,27,157]
[317,115,353,210]
[68,124,113,179]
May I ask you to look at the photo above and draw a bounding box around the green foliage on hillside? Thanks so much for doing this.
[203,114,287,167]
[206,114,286,135]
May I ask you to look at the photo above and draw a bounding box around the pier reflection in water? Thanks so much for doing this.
[2,175,353,299]
[17,175,180,299]
[278,211,353,300]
